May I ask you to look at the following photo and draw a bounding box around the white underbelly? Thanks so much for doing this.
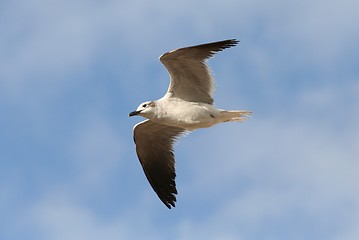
[156,102,219,130]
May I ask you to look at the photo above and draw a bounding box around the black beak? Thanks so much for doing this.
[129,110,141,117]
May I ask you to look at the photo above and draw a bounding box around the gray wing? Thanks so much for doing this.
[160,39,239,104]
[133,120,186,209]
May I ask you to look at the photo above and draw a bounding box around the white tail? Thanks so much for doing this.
[219,110,252,123]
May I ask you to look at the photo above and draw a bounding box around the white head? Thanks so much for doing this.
[129,101,157,118]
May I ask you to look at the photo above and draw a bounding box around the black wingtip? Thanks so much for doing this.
[165,201,175,209]
[225,39,240,45]
[194,38,239,58]
[161,193,177,209]
[216,39,239,50]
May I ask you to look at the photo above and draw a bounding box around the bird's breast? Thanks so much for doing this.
[155,101,219,130]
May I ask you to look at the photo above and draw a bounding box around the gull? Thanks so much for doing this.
[129,39,251,209]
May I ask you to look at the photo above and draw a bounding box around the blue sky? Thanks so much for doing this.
[1,0,359,239]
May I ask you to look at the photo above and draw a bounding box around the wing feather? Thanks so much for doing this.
[160,39,239,104]
[133,120,186,208]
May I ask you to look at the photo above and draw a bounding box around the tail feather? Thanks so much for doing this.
[219,110,252,123]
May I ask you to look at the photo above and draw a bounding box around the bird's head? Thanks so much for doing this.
[129,101,156,118]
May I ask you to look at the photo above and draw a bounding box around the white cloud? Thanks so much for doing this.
[68,115,124,188]
[29,196,130,240]
[173,123,358,239]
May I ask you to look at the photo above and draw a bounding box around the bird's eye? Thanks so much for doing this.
[142,104,148,108]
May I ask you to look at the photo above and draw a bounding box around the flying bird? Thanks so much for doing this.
[129,39,251,208]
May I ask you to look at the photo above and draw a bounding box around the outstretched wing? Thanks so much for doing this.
[160,39,239,104]
[133,120,186,208]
